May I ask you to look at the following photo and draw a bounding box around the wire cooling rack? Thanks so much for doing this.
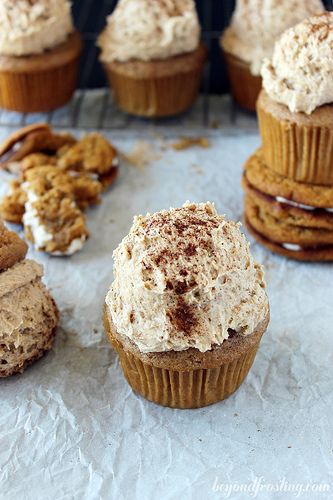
[0,0,249,131]
[0,0,332,131]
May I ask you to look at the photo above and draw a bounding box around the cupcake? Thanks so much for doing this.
[0,0,82,113]
[220,0,324,112]
[104,202,269,409]
[0,221,59,377]
[259,13,333,186]
[98,0,207,118]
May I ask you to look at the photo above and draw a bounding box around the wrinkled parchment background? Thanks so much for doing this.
[0,97,332,500]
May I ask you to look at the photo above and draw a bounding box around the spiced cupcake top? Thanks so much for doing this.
[262,13,333,114]
[98,0,200,63]
[106,202,269,353]
[221,0,324,76]
[0,0,74,57]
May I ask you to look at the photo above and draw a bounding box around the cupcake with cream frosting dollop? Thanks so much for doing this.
[0,0,82,112]
[104,202,269,408]
[243,13,333,262]
[98,0,207,117]
[220,0,324,111]
[258,12,333,185]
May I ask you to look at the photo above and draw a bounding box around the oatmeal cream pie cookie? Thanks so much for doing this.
[0,123,76,173]
[0,166,102,225]
[243,150,333,261]
[104,202,269,409]
[22,185,89,256]
[0,221,59,377]
[57,133,119,188]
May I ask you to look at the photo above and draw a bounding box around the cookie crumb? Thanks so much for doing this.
[123,141,161,169]
[191,164,204,176]
[172,136,210,151]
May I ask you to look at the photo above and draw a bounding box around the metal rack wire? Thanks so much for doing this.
[0,0,245,131]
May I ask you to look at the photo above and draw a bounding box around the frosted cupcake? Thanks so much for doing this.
[98,0,207,117]
[0,221,59,377]
[259,13,333,185]
[220,0,324,111]
[104,202,269,409]
[0,0,82,112]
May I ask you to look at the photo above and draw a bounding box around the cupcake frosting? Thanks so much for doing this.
[0,0,73,56]
[98,0,200,63]
[0,259,56,344]
[221,0,324,75]
[262,13,333,114]
[106,202,269,353]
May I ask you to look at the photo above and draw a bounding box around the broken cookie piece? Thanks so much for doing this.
[0,123,76,173]
[0,220,28,271]
[23,186,88,256]
[0,125,119,256]
[57,132,118,177]
[0,181,27,224]
[23,166,102,210]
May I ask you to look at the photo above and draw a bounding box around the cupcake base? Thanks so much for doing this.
[222,50,262,112]
[257,90,333,186]
[102,44,208,118]
[0,31,82,113]
[104,307,269,409]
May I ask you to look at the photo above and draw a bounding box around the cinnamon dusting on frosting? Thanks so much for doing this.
[106,202,269,353]
[262,13,333,113]
[98,0,200,63]
[221,0,324,76]
[0,0,73,56]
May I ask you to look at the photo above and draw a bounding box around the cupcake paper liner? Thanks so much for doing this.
[104,308,267,409]
[103,45,207,118]
[0,31,82,113]
[222,51,262,112]
[258,97,333,186]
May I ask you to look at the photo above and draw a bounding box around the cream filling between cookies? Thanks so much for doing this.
[22,183,86,256]
[281,243,303,251]
[276,196,333,213]
[23,189,54,251]
[52,235,86,257]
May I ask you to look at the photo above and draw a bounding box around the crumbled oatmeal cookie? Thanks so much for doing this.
[0,125,118,256]
[58,133,118,175]
[0,181,27,224]
[23,188,88,256]
[23,166,102,210]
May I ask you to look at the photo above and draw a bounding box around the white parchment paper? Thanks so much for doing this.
[0,119,332,500]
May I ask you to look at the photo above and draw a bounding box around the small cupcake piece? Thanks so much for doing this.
[0,222,59,377]
[104,202,269,409]
[259,13,333,185]
[98,0,207,117]
[0,0,82,112]
[220,0,324,111]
